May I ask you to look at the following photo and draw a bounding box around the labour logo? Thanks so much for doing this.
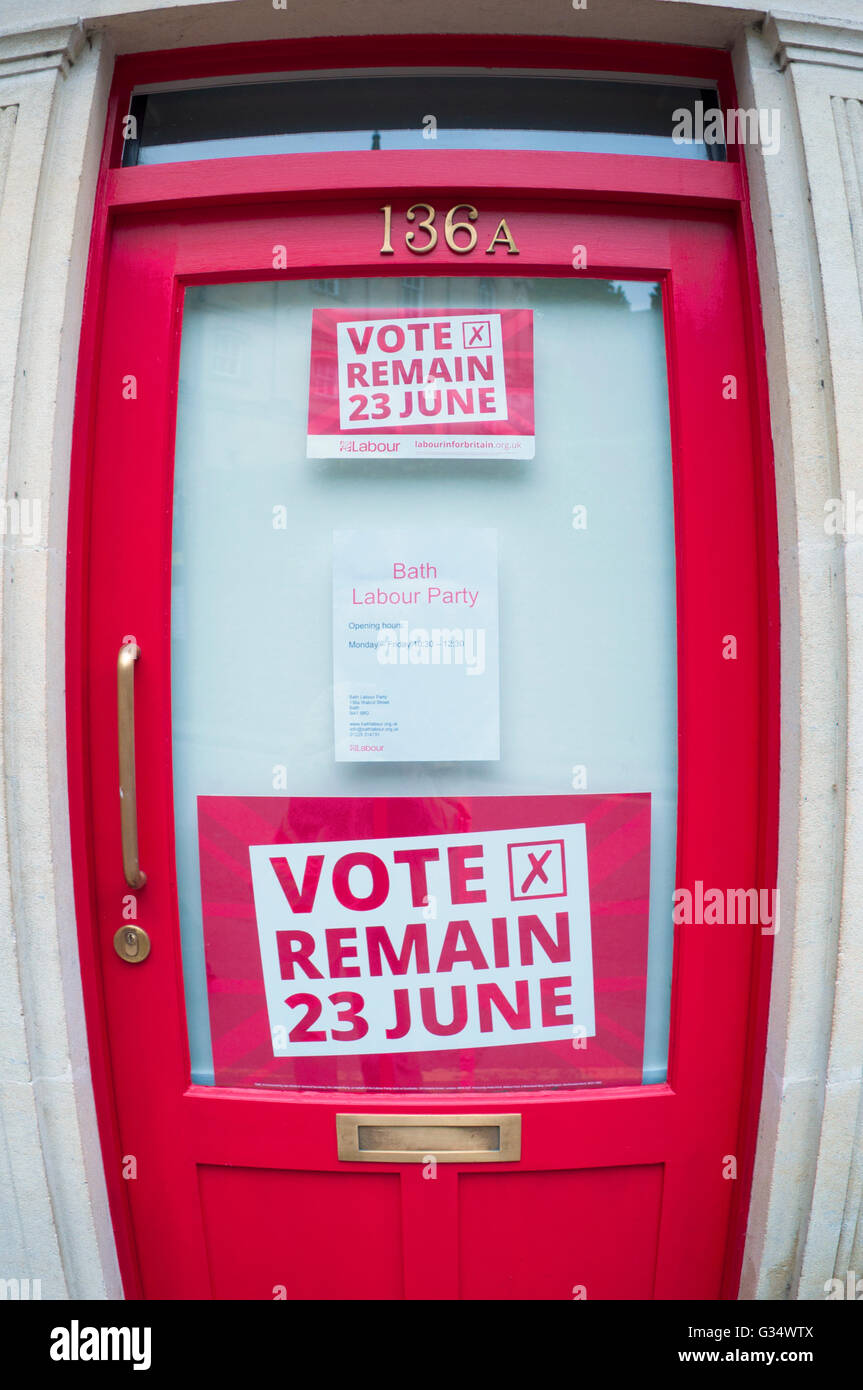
[507,839,567,901]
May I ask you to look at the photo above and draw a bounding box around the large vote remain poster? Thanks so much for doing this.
[306,307,535,458]
[197,793,652,1091]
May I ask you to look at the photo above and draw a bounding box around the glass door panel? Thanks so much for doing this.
[171,275,677,1089]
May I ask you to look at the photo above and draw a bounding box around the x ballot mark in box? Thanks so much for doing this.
[507,838,567,901]
[461,319,492,348]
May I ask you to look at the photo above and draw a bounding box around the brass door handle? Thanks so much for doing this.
[118,642,147,889]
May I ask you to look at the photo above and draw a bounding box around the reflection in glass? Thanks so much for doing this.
[125,73,724,165]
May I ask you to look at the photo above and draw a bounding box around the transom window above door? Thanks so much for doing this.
[122,70,726,165]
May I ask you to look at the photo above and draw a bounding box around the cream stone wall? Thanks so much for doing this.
[0,0,860,1300]
[0,20,121,1300]
[734,13,863,1301]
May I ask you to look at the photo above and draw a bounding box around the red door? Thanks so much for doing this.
[69,157,777,1300]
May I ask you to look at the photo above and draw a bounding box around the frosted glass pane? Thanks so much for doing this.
[171,276,677,1087]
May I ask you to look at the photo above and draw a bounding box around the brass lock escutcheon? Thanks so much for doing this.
[114,925,151,963]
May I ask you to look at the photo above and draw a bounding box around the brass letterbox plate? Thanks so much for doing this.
[336,1113,521,1164]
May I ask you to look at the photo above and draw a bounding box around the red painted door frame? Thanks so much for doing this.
[67,36,779,1300]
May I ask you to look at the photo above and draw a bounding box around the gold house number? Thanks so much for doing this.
[379,203,519,256]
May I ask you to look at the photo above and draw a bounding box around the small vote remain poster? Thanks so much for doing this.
[198,793,651,1090]
[306,307,535,458]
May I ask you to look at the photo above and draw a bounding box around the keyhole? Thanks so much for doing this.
[113,924,149,963]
